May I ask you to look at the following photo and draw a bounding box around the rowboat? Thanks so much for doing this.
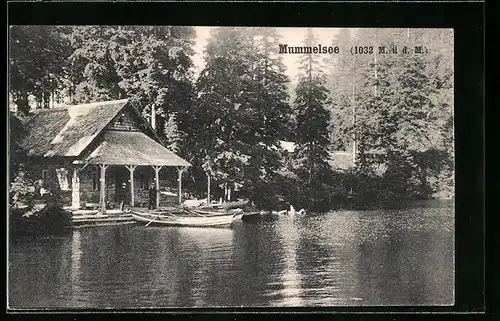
[184,207,243,216]
[237,210,279,223]
[192,199,250,211]
[233,207,306,223]
[131,211,237,228]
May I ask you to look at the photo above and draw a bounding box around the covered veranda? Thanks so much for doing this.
[73,131,191,214]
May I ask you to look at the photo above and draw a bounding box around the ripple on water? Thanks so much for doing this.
[8,203,454,308]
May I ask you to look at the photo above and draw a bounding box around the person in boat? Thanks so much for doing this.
[288,205,306,215]
[271,206,306,216]
[148,182,157,210]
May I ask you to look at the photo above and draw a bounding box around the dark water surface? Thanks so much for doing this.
[8,202,454,308]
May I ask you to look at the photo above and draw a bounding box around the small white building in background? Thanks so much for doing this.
[279,141,355,171]
[279,141,296,153]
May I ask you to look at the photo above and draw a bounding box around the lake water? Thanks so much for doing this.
[8,202,454,309]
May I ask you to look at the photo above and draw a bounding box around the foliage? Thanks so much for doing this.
[10,203,72,236]
[191,27,293,202]
[8,27,455,212]
[10,165,65,210]
[325,28,454,203]
[9,26,72,114]
[9,166,36,209]
[66,26,197,150]
[163,112,183,154]
[192,27,251,192]
[326,28,354,151]
[9,114,24,170]
[67,26,125,103]
[290,29,335,211]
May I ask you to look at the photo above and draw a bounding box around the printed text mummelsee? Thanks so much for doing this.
[278,44,340,54]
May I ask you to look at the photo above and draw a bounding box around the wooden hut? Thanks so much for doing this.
[16,99,191,213]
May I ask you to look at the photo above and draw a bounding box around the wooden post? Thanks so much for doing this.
[152,166,162,209]
[177,167,185,205]
[99,164,108,214]
[71,167,80,209]
[207,173,211,205]
[125,165,137,207]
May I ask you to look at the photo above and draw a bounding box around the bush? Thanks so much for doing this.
[10,202,72,236]
[10,164,72,236]
[249,179,289,210]
[9,166,37,209]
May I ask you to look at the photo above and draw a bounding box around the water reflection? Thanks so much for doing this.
[8,204,454,308]
[69,230,83,307]
[293,213,361,306]
[230,221,287,306]
[173,227,234,306]
[267,217,303,306]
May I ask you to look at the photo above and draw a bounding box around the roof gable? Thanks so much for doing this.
[108,107,142,131]
[85,131,191,167]
[105,103,164,144]
[20,99,129,157]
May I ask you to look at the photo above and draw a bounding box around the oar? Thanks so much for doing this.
[145,214,161,227]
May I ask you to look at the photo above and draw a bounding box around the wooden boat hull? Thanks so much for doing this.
[196,199,250,211]
[185,208,243,216]
[231,211,279,223]
[131,212,236,228]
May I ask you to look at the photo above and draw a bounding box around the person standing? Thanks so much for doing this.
[118,182,128,211]
[148,183,157,210]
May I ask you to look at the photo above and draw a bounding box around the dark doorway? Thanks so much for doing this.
[114,167,130,208]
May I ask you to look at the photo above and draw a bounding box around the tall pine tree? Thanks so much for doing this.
[193,27,254,199]
[327,29,354,152]
[293,29,333,210]
[349,28,452,202]
[193,27,294,205]
[237,28,294,205]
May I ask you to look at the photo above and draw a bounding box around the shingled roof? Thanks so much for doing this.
[18,98,191,167]
[85,131,191,167]
[20,99,129,157]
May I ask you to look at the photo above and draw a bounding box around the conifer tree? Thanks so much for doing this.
[238,28,293,202]
[163,112,183,154]
[327,29,354,152]
[193,27,253,198]
[193,27,294,204]
[350,28,451,201]
[293,29,333,210]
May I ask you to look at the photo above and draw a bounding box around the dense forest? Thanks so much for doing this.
[9,26,454,211]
